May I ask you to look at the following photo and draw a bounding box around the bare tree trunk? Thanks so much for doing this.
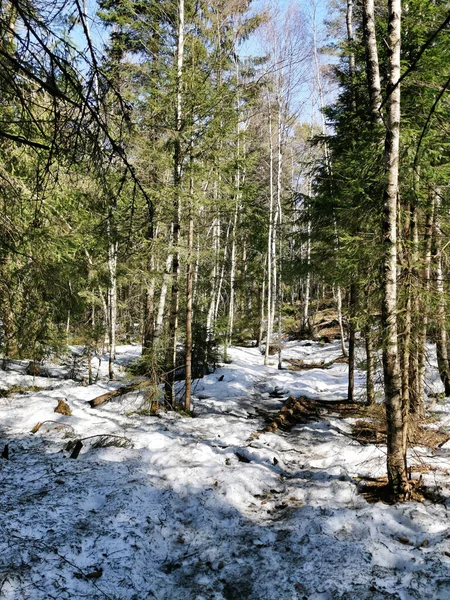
[226,202,239,361]
[185,171,194,412]
[362,0,383,124]
[165,0,184,407]
[206,213,220,337]
[415,198,434,416]
[276,95,284,370]
[107,235,118,381]
[264,99,275,366]
[400,205,412,460]
[365,326,375,404]
[348,283,357,402]
[408,204,420,416]
[382,0,409,499]
[143,254,156,353]
[346,0,356,110]
[303,177,312,332]
[337,287,348,357]
[193,232,200,305]
[257,268,266,347]
[214,220,231,322]
[312,6,347,357]
[433,195,450,396]
[153,225,174,347]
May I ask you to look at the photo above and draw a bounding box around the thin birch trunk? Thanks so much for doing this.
[143,254,156,353]
[346,0,356,110]
[348,283,357,402]
[214,220,231,322]
[433,195,450,396]
[107,234,118,380]
[408,205,420,413]
[193,232,200,305]
[257,266,266,348]
[264,99,275,366]
[226,203,239,361]
[154,225,174,346]
[185,166,194,412]
[313,6,347,356]
[362,0,383,124]
[337,288,348,357]
[276,96,283,370]
[415,198,434,416]
[206,213,220,337]
[165,0,184,407]
[400,205,412,459]
[365,326,375,404]
[382,0,409,499]
[303,177,312,331]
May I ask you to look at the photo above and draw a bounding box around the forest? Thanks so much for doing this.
[1,0,450,598]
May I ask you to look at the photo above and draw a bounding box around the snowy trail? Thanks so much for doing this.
[1,341,450,599]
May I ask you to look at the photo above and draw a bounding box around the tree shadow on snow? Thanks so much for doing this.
[1,420,450,600]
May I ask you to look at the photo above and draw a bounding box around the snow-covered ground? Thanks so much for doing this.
[1,341,450,599]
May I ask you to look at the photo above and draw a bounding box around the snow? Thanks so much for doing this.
[1,340,450,599]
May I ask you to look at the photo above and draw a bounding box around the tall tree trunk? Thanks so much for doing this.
[257,267,266,348]
[206,213,220,337]
[185,170,194,412]
[348,283,357,402]
[165,0,184,407]
[408,205,420,416]
[400,204,412,460]
[312,7,347,357]
[362,0,383,124]
[433,195,450,396]
[365,326,375,405]
[276,95,283,370]
[346,0,356,110]
[214,220,231,322]
[382,0,409,499]
[264,99,275,366]
[143,253,156,353]
[107,233,118,381]
[153,225,174,347]
[337,287,348,357]
[303,176,312,332]
[415,198,434,416]
[226,202,239,361]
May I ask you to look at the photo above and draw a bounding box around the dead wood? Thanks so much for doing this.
[31,421,75,434]
[88,380,149,407]
[54,399,71,415]
[264,396,321,432]
[70,440,83,459]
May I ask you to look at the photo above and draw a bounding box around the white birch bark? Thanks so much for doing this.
[362,0,383,124]
[165,0,184,406]
[154,224,174,345]
[264,98,275,366]
[312,3,347,356]
[382,0,409,498]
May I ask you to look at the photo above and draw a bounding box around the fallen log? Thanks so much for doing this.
[264,395,359,433]
[88,380,149,408]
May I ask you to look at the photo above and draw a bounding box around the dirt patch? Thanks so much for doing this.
[350,405,450,448]
[358,476,448,505]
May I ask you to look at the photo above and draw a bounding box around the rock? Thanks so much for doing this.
[54,399,71,416]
